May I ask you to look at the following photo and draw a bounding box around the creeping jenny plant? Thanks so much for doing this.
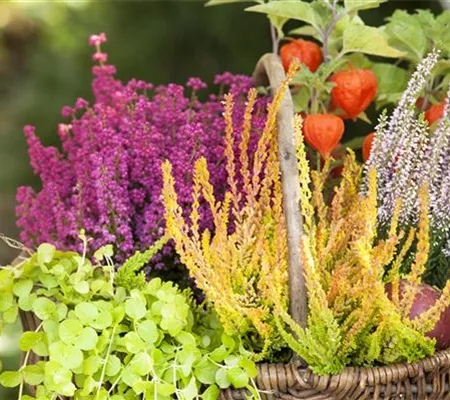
[0,237,258,399]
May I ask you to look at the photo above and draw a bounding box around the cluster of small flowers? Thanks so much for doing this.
[16,33,269,267]
[366,49,450,239]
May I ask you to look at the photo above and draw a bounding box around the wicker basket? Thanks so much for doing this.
[15,54,450,400]
[217,53,450,400]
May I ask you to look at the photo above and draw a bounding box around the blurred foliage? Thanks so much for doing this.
[0,1,444,397]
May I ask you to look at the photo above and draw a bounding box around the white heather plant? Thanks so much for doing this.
[366,49,450,286]
[0,237,259,400]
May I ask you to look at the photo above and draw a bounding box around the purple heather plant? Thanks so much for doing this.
[16,33,269,268]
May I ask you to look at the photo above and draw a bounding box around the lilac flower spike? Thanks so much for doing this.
[367,49,450,245]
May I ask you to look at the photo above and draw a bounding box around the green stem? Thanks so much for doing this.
[17,322,43,400]
[316,152,322,172]
[97,326,116,399]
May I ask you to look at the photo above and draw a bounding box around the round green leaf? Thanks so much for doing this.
[49,341,83,370]
[124,298,147,320]
[32,297,56,320]
[226,367,249,389]
[37,243,56,264]
[0,371,22,387]
[75,327,98,351]
[130,352,152,376]
[59,319,83,345]
[124,332,145,354]
[105,355,122,377]
[13,280,33,298]
[19,331,44,352]
[137,320,158,344]
[22,364,44,385]
[74,281,89,294]
[215,368,230,389]
[75,302,99,325]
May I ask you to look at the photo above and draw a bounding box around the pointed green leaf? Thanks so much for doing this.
[246,1,323,31]
[343,24,406,58]
[206,0,255,5]
[344,0,387,13]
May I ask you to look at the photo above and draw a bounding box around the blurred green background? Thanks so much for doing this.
[0,1,444,398]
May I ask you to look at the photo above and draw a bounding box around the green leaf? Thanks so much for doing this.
[180,376,198,400]
[137,320,159,344]
[0,292,14,312]
[22,364,44,385]
[74,280,89,294]
[385,10,428,62]
[121,368,140,387]
[106,355,122,377]
[246,1,323,32]
[215,368,231,389]
[130,352,152,376]
[124,298,147,320]
[37,243,56,264]
[75,302,99,326]
[75,327,98,351]
[289,25,321,41]
[49,341,83,370]
[124,332,146,354]
[0,371,22,387]
[195,358,219,385]
[59,319,83,345]
[3,305,18,324]
[83,355,102,376]
[344,0,387,13]
[226,367,249,389]
[205,0,254,5]
[202,384,220,400]
[343,24,406,58]
[32,297,56,320]
[13,280,33,298]
[371,63,408,96]
[19,331,44,352]
[18,293,37,312]
[238,358,258,379]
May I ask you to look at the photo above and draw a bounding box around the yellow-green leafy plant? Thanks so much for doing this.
[274,116,450,374]
[162,79,293,361]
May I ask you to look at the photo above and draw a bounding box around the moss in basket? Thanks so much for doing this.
[0,235,259,399]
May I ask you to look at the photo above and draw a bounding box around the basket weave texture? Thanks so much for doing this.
[220,350,450,400]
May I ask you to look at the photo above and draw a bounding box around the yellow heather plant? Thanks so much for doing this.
[162,74,450,373]
[274,116,450,374]
[162,76,295,360]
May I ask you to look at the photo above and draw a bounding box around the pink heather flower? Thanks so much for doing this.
[61,106,73,118]
[17,35,269,271]
[75,97,89,110]
[186,77,207,91]
[92,52,108,63]
[89,32,107,47]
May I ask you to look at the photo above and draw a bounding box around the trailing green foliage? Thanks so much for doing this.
[0,240,258,399]
[115,236,169,291]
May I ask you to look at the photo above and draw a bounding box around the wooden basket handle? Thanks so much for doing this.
[253,54,308,331]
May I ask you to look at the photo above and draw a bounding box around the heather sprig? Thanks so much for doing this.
[162,83,292,361]
[16,34,268,269]
[274,130,450,375]
[366,49,450,286]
